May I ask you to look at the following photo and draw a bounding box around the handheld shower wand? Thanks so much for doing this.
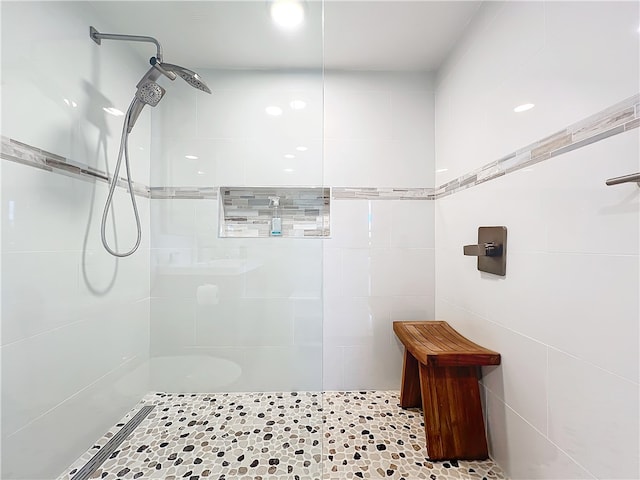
[90,26,212,257]
[127,63,168,133]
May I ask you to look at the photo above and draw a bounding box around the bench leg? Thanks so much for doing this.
[399,348,421,408]
[418,364,488,460]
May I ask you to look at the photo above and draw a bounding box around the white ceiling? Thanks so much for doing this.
[89,1,481,71]
[324,1,481,71]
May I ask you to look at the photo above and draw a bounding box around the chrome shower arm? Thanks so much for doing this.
[90,26,163,62]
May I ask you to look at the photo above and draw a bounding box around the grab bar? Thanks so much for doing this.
[605,172,640,186]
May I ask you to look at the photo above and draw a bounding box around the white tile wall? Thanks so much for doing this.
[150,69,435,393]
[1,3,151,478]
[436,1,639,185]
[322,72,436,390]
[435,2,640,478]
[485,388,594,480]
[2,349,150,480]
[324,72,435,188]
[548,349,639,479]
[152,70,324,188]
[477,321,548,435]
[150,197,324,391]
[323,199,435,390]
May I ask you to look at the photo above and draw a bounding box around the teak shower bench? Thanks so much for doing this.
[393,321,500,461]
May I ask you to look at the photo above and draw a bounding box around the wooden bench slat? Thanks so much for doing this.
[406,325,447,352]
[394,321,500,367]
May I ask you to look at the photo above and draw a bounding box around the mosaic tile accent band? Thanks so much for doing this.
[434,93,640,199]
[0,136,150,198]
[220,186,331,238]
[59,391,504,480]
[332,187,435,200]
[150,186,218,199]
[3,93,638,201]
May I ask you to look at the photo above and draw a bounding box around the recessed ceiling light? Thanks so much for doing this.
[265,105,283,116]
[185,155,199,160]
[290,100,306,110]
[270,0,304,30]
[284,154,295,159]
[514,103,535,113]
[103,107,125,116]
[197,170,205,175]
[436,168,448,173]
[283,168,295,173]
[295,146,308,152]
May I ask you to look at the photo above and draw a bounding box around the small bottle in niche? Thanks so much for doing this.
[269,196,282,236]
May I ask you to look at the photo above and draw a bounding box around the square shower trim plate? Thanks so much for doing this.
[477,226,507,276]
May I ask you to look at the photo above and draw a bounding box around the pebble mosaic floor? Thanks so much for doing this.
[59,391,504,480]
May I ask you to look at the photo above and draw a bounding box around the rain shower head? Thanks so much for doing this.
[124,59,211,133]
[151,59,212,94]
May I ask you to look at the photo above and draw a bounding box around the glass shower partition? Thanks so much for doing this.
[148,2,325,478]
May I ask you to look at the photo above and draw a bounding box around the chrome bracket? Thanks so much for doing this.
[89,26,163,62]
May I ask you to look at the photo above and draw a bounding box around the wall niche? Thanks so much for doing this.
[219,186,330,238]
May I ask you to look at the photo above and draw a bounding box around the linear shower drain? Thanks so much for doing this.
[70,405,155,480]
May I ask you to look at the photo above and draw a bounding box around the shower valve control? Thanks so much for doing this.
[463,242,502,257]
[463,226,507,276]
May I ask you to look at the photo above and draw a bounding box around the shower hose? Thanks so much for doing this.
[100,98,142,257]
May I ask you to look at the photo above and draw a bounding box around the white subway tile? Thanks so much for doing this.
[390,200,434,248]
[340,248,372,298]
[548,349,639,479]
[390,89,435,142]
[391,248,435,297]
[343,342,404,391]
[3,357,149,480]
[150,298,196,356]
[390,296,435,322]
[540,253,639,383]
[147,351,244,393]
[2,252,79,345]
[485,388,594,479]
[326,201,371,248]
[236,298,294,347]
[323,345,345,391]
[292,298,323,346]
[480,322,548,435]
[195,300,241,347]
[323,296,390,348]
[244,245,322,298]
[324,88,392,141]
